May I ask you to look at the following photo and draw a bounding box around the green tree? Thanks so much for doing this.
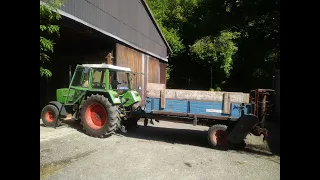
[40,0,64,78]
[145,0,280,91]
[146,0,199,56]
[146,0,199,86]
[222,0,280,90]
[190,30,240,89]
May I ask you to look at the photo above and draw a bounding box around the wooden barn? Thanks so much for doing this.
[40,0,172,110]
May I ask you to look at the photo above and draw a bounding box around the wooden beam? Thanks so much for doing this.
[223,93,231,114]
[160,90,166,109]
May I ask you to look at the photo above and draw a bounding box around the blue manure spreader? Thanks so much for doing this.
[138,83,274,149]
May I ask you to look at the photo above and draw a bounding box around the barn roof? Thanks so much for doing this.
[140,0,172,54]
[42,0,172,62]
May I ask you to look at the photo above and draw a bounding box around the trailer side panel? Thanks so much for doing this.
[145,97,251,119]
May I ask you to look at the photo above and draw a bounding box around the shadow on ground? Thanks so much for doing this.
[265,122,280,156]
[40,119,84,132]
[123,125,279,157]
[62,119,85,133]
[51,119,279,157]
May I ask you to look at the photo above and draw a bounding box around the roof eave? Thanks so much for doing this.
[140,0,173,55]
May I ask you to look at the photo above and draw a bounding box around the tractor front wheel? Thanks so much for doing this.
[80,94,120,137]
[41,104,61,127]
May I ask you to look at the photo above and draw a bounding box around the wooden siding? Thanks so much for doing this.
[115,43,142,92]
[115,43,168,106]
[148,56,160,83]
[159,61,166,84]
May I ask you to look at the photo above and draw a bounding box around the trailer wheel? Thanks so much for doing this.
[80,94,120,137]
[41,104,61,127]
[208,124,229,149]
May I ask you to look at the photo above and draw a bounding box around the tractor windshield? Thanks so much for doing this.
[71,66,90,88]
[89,67,131,90]
[110,70,131,90]
[116,71,139,90]
[91,68,107,89]
[88,66,136,91]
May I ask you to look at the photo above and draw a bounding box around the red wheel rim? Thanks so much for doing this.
[45,111,55,123]
[213,130,228,146]
[85,103,107,130]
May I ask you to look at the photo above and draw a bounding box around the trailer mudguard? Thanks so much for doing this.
[48,101,68,118]
[227,114,259,144]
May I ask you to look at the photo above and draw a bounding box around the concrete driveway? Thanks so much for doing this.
[40,119,280,180]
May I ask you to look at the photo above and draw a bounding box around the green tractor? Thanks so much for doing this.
[41,63,142,137]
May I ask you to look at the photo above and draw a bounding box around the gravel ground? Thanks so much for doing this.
[40,119,280,180]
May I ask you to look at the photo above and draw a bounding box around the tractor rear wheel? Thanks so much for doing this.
[208,124,229,149]
[80,94,120,137]
[41,104,61,127]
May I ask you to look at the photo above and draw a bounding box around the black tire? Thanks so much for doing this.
[208,124,229,149]
[130,103,141,121]
[124,103,141,131]
[41,104,61,127]
[80,94,120,137]
[225,123,246,149]
[124,117,140,131]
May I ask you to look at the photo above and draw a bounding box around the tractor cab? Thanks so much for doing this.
[42,63,142,136]
[73,63,133,91]
[56,63,141,107]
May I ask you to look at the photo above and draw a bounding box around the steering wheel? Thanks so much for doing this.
[92,82,104,88]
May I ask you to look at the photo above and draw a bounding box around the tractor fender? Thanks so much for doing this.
[48,101,68,117]
[227,114,259,144]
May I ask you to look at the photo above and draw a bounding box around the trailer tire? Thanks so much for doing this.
[208,124,229,149]
[80,94,120,137]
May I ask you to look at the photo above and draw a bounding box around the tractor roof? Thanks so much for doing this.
[81,64,131,72]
